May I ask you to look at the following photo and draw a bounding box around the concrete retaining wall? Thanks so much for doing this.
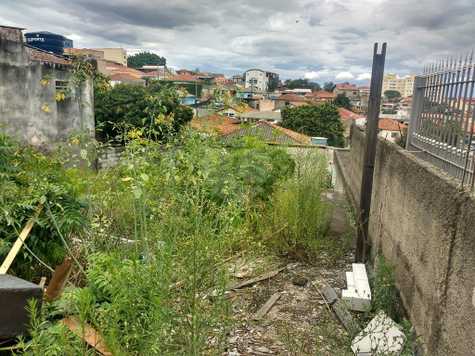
[335,126,475,355]
[0,35,94,147]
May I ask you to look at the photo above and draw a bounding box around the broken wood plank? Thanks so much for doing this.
[321,285,338,305]
[61,317,112,356]
[0,206,43,275]
[228,266,286,290]
[38,277,47,290]
[254,292,281,320]
[45,258,73,301]
[332,299,361,337]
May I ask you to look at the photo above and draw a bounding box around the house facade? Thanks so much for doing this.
[0,25,94,147]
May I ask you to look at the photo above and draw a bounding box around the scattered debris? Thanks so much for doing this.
[228,266,286,290]
[38,277,47,291]
[321,285,338,305]
[342,263,371,312]
[45,258,73,301]
[61,316,112,356]
[254,292,282,320]
[332,299,361,337]
[0,206,42,275]
[351,311,405,355]
[292,275,309,287]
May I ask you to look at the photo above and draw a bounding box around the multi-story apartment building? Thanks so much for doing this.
[382,73,415,97]
[244,69,279,92]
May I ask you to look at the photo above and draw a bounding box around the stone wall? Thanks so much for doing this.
[335,126,475,355]
[0,33,94,147]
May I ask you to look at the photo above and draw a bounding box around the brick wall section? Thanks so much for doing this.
[334,126,475,355]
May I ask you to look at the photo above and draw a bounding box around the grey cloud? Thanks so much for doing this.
[1,0,473,80]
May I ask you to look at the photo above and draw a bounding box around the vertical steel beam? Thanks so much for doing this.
[406,76,426,149]
[355,43,387,263]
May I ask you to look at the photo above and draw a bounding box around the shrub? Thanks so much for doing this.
[94,83,193,143]
[281,103,345,147]
[0,134,86,280]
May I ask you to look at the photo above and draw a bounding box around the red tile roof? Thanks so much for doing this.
[275,93,308,102]
[191,114,241,135]
[378,118,407,131]
[338,108,365,121]
[28,47,71,65]
[306,90,336,99]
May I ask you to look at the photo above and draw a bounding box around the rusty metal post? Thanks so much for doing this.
[355,43,387,263]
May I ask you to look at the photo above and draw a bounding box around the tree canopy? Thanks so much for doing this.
[284,79,321,91]
[281,103,345,147]
[384,90,401,101]
[323,82,336,92]
[127,51,166,69]
[94,81,193,143]
[334,93,352,110]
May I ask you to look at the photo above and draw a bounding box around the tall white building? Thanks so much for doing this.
[244,69,279,92]
[382,74,415,98]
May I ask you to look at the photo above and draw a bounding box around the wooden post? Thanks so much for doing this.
[355,43,387,263]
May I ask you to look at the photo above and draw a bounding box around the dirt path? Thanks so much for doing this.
[224,254,354,355]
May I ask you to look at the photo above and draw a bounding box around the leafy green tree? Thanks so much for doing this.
[323,81,336,92]
[284,79,321,91]
[384,90,401,101]
[127,51,166,69]
[94,83,193,142]
[281,103,345,147]
[334,93,352,110]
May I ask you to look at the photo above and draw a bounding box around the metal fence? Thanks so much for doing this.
[407,53,475,191]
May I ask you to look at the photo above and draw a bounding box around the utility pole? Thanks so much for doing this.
[355,43,387,263]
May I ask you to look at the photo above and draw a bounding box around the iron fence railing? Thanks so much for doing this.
[407,53,475,191]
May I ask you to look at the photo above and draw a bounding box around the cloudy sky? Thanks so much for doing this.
[1,0,474,82]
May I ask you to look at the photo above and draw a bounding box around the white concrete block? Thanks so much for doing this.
[342,264,371,311]
[351,311,405,356]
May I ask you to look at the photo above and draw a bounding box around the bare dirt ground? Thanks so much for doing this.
[224,254,354,356]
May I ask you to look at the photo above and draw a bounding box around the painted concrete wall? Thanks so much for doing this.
[334,126,475,355]
[0,35,94,147]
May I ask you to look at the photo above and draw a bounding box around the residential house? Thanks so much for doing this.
[92,48,127,66]
[274,93,309,110]
[237,111,282,124]
[382,73,415,98]
[0,25,94,147]
[244,69,279,92]
[305,90,336,104]
[232,74,243,85]
[338,107,366,141]
[335,82,360,101]
[378,118,407,143]
[140,65,171,80]
[97,60,146,86]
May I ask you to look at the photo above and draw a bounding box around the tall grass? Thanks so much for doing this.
[265,150,332,262]
[23,130,294,355]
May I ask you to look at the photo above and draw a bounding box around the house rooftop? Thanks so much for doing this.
[27,45,71,65]
[222,120,311,146]
[378,118,408,131]
[338,107,365,121]
[275,93,308,102]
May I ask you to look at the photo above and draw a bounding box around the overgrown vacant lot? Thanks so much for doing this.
[1,130,354,355]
